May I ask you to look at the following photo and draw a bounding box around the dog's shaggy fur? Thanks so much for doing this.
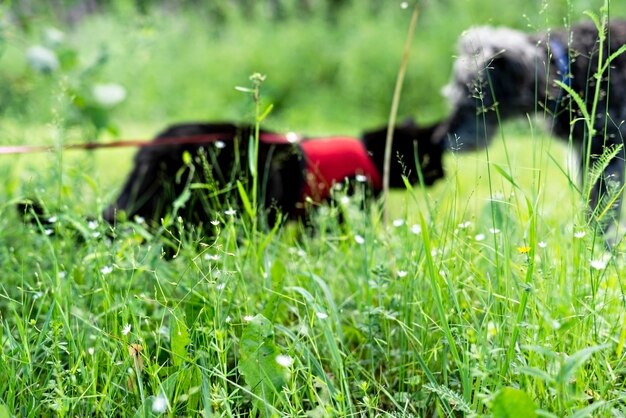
[435,20,626,230]
[99,119,444,231]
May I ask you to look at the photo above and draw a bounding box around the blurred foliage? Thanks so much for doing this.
[0,0,611,143]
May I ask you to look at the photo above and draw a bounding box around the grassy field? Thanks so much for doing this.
[2,0,626,416]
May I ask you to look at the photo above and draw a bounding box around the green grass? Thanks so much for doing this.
[2,0,626,416]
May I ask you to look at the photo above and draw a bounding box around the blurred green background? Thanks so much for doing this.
[0,0,615,215]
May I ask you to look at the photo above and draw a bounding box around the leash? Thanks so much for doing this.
[0,132,297,156]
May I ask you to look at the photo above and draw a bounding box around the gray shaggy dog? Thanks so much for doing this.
[435,20,626,232]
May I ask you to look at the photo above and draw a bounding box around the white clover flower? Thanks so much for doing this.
[475,233,486,241]
[538,241,547,248]
[411,224,421,235]
[92,83,127,108]
[152,392,168,414]
[397,270,408,278]
[354,234,365,245]
[275,354,294,368]
[315,311,328,320]
[100,266,113,275]
[122,324,131,335]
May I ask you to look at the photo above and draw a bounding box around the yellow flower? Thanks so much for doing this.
[517,246,531,254]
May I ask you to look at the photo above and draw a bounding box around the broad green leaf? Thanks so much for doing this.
[236,180,254,219]
[248,133,257,177]
[238,314,288,417]
[170,316,190,367]
[556,344,608,386]
[0,404,10,418]
[262,259,287,319]
[492,387,538,418]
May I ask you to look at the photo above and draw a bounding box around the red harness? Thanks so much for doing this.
[258,133,382,204]
[300,137,382,202]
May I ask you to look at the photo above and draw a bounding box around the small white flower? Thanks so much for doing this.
[33,291,43,300]
[225,316,232,323]
[354,234,365,245]
[57,271,66,279]
[397,270,408,278]
[340,195,350,205]
[47,216,57,223]
[243,315,254,322]
[411,224,421,235]
[44,228,54,236]
[100,266,113,275]
[134,216,145,224]
[152,392,168,414]
[475,233,486,241]
[538,241,547,248]
[88,220,99,230]
[204,253,220,261]
[210,220,220,226]
[214,141,226,149]
[88,347,95,356]
[458,221,471,229]
[275,354,294,368]
[355,174,368,183]
[489,228,500,234]
[44,27,65,47]
[574,231,586,239]
[590,258,608,270]
[315,311,328,319]
[286,132,300,143]
[224,209,236,216]
[122,324,131,335]
[215,283,226,290]
[92,232,101,238]
[26,45,59,73]
[393,219,405,227]
[400,1,409,9]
